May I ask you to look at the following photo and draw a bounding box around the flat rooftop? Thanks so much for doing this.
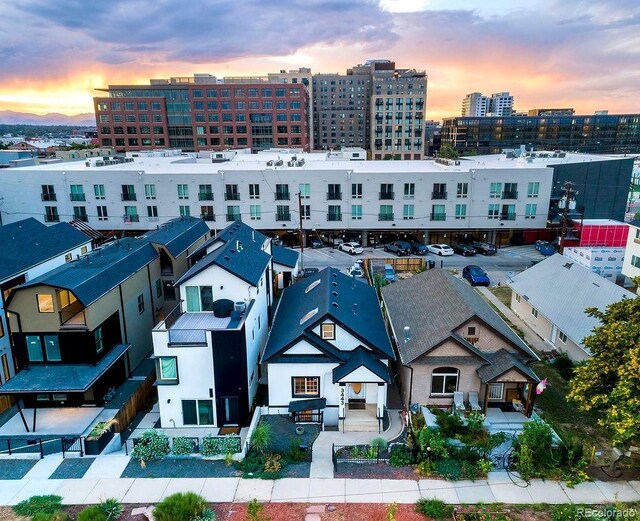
[9,150,626,175]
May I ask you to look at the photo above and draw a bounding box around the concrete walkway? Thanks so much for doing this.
[309,409,405,479]
[1,471,639,506]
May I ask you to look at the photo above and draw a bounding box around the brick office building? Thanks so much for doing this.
[94,75,310,153]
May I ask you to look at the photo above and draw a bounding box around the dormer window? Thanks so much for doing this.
[321,323,335,340]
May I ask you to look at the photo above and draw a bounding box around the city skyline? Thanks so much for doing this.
[1,0,639,120]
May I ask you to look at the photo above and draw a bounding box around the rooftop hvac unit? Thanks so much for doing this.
[287,160,295,167]
[266,160,274,166]
[297,158,305,166]
[234,301,246,314]
[275,159,283,166]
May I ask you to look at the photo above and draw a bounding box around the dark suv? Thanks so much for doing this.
[472,242,497,255]
[410,241,428,255]
[384,241,411,256]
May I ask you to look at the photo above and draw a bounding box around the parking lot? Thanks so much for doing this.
[299,244,549,286]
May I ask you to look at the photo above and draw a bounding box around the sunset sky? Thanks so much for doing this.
[1,0,639,120]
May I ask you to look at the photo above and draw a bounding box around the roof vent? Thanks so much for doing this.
[332,302,338,308]
[305,279,321,293]
[224,256,230,261]
[332,281,338,287]
[332,272,337,278]
[332,291,338,296]
[562,262,573,269]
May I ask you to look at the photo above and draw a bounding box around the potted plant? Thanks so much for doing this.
[84,418,117,455]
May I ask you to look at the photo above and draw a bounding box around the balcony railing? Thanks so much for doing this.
[59,300,85,327]
[121,193,137,201]
[226,213,241,222]
[74,215,88,222]
[41,193,57,201]
[502,191,518,199]
[378,213,394,221]
[432,191,447,200]
[500,213,517,221]
[326,192,342,201]
[198,192,214,201]
[327,213,342,221]
[379,191,394,200]
[123,214,140,222]
[70,193,86,202]
[430,213,446,221]
[200,214,215,221]
[44,214,60,222]
[224,193,240,201]
[275,193,290,201]
[276,213,291,222]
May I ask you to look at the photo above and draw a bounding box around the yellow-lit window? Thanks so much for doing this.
[292,377,320,397]
[321,323,335,340]
[37,294,54,313]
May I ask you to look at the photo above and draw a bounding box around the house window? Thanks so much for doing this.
[1,354,9,382]
[301,205,311,220]
[137,294,145,314]
[404,183,415,198]
[276,205,290,221]
[525,204,537,219]
[26,336,44,362]
[37,294,54,313]
[531,307,539,318]
[559,331,567,343]
[403,205,414,220]
[527,182,540,198]
[489,182,502,198]
[431,367,459,395]
[468,326,476,336]
[250,205,262,220]
[351,205,362,220]
[457,183,468,198]
[95,327,104,354]
[157,357,178,383]
[632,255,640,268]
[97,206,108,220]
[43,336,61,361]
[515,294,521,303]
[292,377,320,397]
[185,286,214,312]
[299,183,310,199]
[147,206,158,218]
[182,399,214,425]
[177,184,189,199]
[488,204,500,219]
[156,279,163,299]
[145,184,156,199]
[352,183,363,199]
[321,323,335,340]
[249,183,260,199]
[65,253,72,262]
[179,205,190,217]
[488,383,504,400]
[94,184,106,199]
[455,204,467,220]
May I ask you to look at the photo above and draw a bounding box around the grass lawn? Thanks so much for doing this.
[489,286,512,306]
[532,361,611,463]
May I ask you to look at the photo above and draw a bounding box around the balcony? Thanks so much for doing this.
[41,193,57,202]
[378,213,394,221]
[327,213,342,221]
[224,193,240,201]
[44,214,60,223]
[502,191,518,200]
[431,191,447,200]
[430,213,446,221]
[70,193,86,202]
[500,213,517,221]
[121,193,137,201]
[123,214,140,223]
[200,214,215,222]
[326,192,342,201]
[379,191,394,200]
[275,193,290,201]
[198,192,214,201]
[59,300,86,329]
[226,213,241,222]
[276,212,291,222]
[74,215,88,222]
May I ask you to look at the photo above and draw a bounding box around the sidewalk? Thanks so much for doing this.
[1,470,639,506]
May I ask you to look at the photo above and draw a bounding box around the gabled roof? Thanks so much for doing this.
[272,245,300,268]
[0,218,91,281]
[332,346,391,383]
[262,267,394,362]
[189,220,268,259]
[382,269,537,364]
[476,349,540,383]
[176,235,270,287]
[14,239,159,307]
[508,254,636,347]
[145,216,209,257]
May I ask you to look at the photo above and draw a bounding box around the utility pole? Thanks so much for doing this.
[559,181,576,254]
[297,192,304,269]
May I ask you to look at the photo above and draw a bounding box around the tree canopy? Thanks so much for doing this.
[568,295,640,447]
[438,143,459,160]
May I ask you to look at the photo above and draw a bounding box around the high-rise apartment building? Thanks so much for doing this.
[489,92,514,116]
[267,68,314,147]
[94,74,310,153]
[461,91,514,117]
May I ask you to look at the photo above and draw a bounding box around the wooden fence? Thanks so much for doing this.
[113,371,156,434]
[368,257,426,273]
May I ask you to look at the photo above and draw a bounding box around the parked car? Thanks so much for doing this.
[535,240,555,256]
[462,265,491,286]
[410,241,428,255]
[309,238,323,249]
[426,244,454,256]
[299,267,320,278]
[339,242,364,255]
[384,264,397,283]
[472,241,497,255]
[347,264,364,277]
[453,244,477,256]
[384,240,411,256]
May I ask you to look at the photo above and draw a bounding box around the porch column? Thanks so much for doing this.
[376,383,385,419]
[483,384,490,414]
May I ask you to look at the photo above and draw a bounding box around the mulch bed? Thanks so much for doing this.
[335,463,419,480]
[49,457,95,479]
[121,458,241,478]
[0,459,37,480]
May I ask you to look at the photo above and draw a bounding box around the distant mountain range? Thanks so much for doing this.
[0,110,95,127]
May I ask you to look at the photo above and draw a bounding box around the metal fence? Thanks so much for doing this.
[0,436,85,458]
[332,443,391,472]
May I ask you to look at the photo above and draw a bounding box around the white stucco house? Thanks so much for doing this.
[262,267,395,432]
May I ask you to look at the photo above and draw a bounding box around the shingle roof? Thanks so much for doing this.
[145,216,209,257]
[16,239,159,306]
[262,267,394,362]
[0,343,129,393]
[476,349,540,383]
[0,218,91,281]
[176,236,270,287]
[508,254,636,347]
[332,346,391,383]
[189,220,268,259]
[272,245,300,268]
[381,269,537,364]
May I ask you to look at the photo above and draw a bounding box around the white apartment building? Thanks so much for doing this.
[0,149,624,247]
[462,92,490,117]
[488,92,514,116]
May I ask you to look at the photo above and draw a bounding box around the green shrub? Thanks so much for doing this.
[371,437,388,450]
[32,512,70,521]
[13,495,62,516]
[250,421,273,454]
[153,492,207,521]
[285,437,308,463]
[247,499,266,521]
[415,498,454,520]
[553,352,574,380]
[131,430,170,465]
[411,410,426,432]
[77,506,107,521]
[434,458,462,480]
[512,420,556,480]
[389,444,414,467]
[171,436,197,456]
[200,435,241,457]
[98,497,123,521]
[465,412,485,435]
[417,428,449,461]
[434,410,464,438]
[192,507,217,521]
[551,504,584,521]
